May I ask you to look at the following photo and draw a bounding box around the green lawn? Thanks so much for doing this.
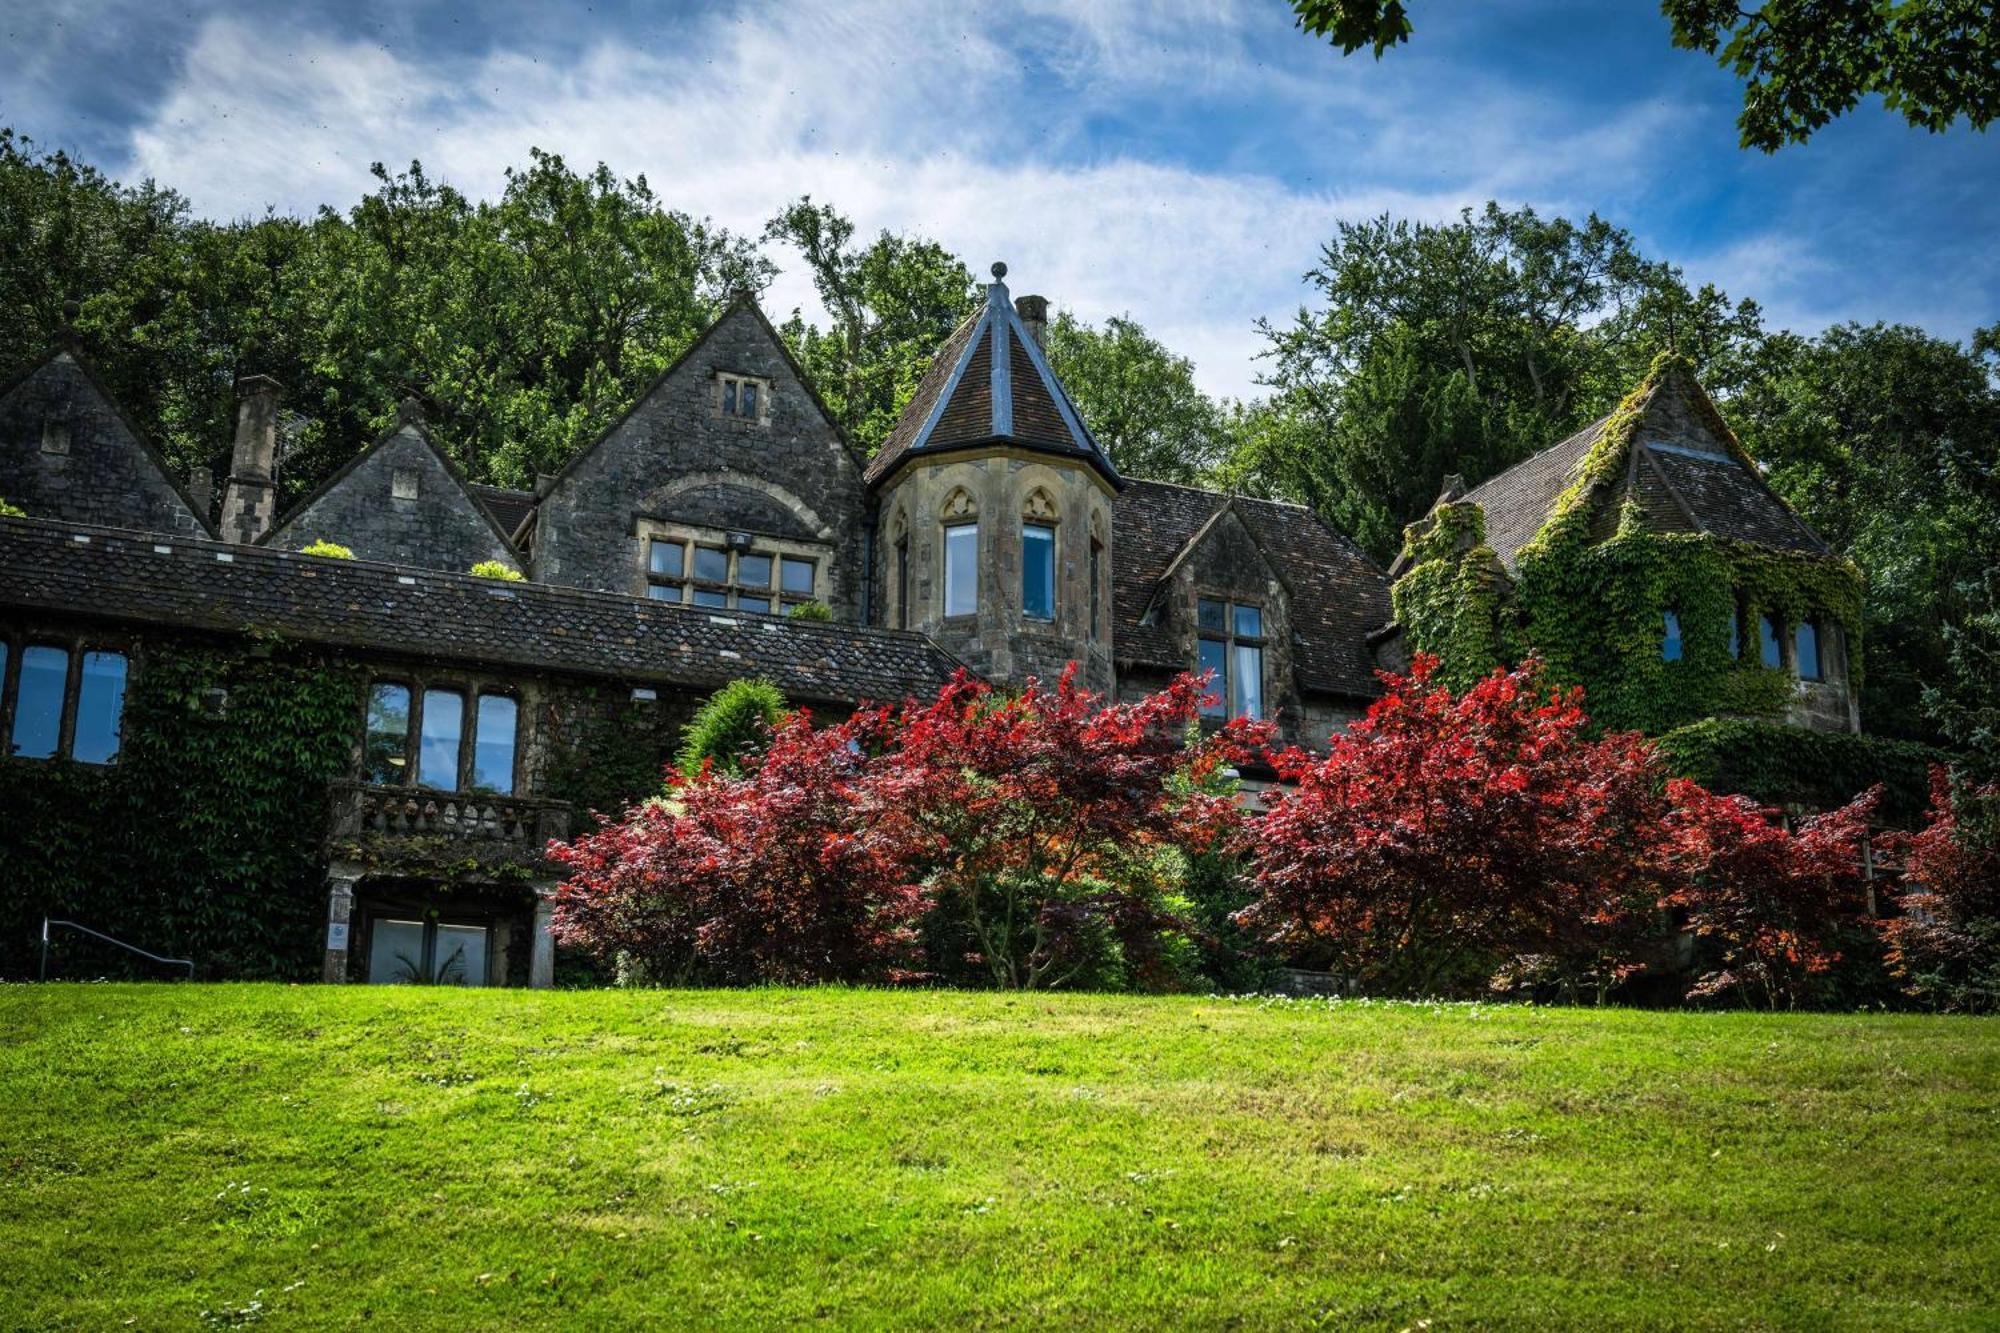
[1,986,1995,1329]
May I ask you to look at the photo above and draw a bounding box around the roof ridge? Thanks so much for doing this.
[0,512,948,645]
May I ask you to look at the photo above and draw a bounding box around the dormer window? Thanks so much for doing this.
[716,373,768,423]
[1196,597,1265,720]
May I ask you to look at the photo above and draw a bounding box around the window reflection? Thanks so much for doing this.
[1796,619,1823,681]
[473,694,516,794]
[1022,523,1055,620]
[418,688,463,790]
[944,524,978,616]
[72,651,127,764]
[364,683,411,783]
[12,645,67,759]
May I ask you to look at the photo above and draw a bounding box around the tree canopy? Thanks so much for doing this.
[1288,0,2000,150]
[1244,202,1764,558]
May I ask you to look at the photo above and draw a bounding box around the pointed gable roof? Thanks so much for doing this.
[1453,358,1827,572]
[0,345,215,539]
[1111,479,1390,699]
[536,293,862,504]
[263,402,522,571]
[865,264,1116,488]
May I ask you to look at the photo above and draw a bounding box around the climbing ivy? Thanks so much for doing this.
[0,640,363,978]
[1394,353,1867,737]
[1388,501,1511,691]
[1657,718,1947,826]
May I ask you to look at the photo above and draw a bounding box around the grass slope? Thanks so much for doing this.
[1,986,1996,1330]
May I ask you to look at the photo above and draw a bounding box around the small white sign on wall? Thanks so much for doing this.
[326,922,349,951]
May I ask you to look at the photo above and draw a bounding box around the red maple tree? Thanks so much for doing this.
[548,706,927,985]
[1237,656,1669,999]
[1658,779,1881,1008]
[1877,767,2000,1012]
[867,667,1267,990]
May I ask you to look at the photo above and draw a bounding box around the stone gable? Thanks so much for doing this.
[0,351,209,539]
[532,301,868,620]
[265,421,518,573]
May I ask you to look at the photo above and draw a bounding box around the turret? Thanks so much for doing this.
[865,264,1117,689]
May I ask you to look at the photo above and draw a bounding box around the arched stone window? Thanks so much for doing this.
[941,488,979,618]
[1021,488,1058,622]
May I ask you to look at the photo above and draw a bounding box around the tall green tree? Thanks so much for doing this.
[291,151,768,488]
[762,198,977,451]
[1246,202,1762,558]
[1733,321,2000,740]
[1289,0,2000,151]
[0,135,766,496]
[1042,310,1231,483]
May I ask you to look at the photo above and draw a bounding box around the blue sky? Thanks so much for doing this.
[5,0,1996,397]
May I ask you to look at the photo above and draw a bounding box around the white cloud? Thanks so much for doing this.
[118,0,1703,398]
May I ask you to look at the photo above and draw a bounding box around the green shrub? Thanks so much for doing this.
[787,600,832,622]
[300,540,355,559]
[1657,717,1951,825]
[469,560,525,581]
[675,678,788,777]
[0,496,24,518]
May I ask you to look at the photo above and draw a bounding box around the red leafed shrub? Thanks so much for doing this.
[1238,655,1670,999]
[548,707,927,985]
[869,667,1268,990]
[1658,779,1881,1009]
[1877,767,2000,1012]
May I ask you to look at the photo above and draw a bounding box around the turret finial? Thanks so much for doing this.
[990,261,1007,281]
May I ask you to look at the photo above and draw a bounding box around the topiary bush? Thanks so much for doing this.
[675,678,789,777]
[300,539,355,559]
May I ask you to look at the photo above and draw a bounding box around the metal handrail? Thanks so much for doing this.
[39,918,195,981]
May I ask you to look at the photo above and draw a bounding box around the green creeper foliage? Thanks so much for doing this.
[468,559,525,581]
[1388,501,1511,691]
[1394,355,1866,737]
[300,539,355,559]
[1657,717,1950,826]
[786,600,832,622]
[0,496,23,517]
[675,678,789,778]
[0,642,363,979]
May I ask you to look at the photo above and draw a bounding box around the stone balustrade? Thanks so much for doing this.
[327,780,572,848]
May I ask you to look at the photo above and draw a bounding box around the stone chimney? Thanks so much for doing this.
[219,375,282,544]
[1015,294,1048,350]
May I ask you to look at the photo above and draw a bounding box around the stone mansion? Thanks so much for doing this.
[0,264,1858,986]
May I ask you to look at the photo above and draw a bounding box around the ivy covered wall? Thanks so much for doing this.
[1393,355,1866,738]
[0,638,363,979]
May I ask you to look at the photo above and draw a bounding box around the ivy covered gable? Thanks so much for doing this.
[1391,354,1863,736]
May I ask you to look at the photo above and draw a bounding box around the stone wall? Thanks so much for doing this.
[0,353,207,538]
[533,304,870,623]
[265,425,517,573]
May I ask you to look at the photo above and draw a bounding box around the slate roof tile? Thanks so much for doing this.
[1111,479,1390,699]
[0,515,962,705]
